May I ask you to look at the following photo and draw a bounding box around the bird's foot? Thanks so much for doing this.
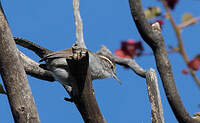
[64,97,73,103]
[70,47,87,60]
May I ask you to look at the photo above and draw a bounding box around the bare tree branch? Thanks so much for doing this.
[146,69,165,123]
[12,37,55,81]
[160,0,200,89]
[0,2,40,123]
[18,50,54,81]
[73,0,86,48]
[129,0,200,122]
[67,49,106,123]
[178,17,200,29]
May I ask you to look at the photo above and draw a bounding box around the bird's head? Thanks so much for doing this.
[98,55,121,85]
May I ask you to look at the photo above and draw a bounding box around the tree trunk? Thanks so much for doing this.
[0,3,40,123]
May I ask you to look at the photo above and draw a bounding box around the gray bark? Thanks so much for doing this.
[0,3,40,123]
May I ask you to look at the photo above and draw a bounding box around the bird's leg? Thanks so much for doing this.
[64,97,73,103]
[63,85,74,103]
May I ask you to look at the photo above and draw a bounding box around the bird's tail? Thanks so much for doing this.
[13,37,53,58]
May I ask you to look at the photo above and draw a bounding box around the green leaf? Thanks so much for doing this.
[0,83,6,94]
[182,13,194,23]
[144,6,161,20]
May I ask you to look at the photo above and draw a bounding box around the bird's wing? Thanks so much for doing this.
[39,48,72,62]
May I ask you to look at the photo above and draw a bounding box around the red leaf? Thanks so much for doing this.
[182,69,189,75]
[115,39,144,58]
[115,49,125,58]
[165,0,179,10]
[150,20,164,28]
[114,49,132,58]
[188,59,200,71]
[156,20,164,26]
[121,40,137,57]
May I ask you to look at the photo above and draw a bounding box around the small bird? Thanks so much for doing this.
[39,48,121,93]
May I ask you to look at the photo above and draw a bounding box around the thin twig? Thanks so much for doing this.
[178,17,200,29]
[142,48,178,56]
[160,0,200,88]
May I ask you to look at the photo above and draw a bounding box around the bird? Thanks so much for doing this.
[13,36,121,97]
[39,48,121,93]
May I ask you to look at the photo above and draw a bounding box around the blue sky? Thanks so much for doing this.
[0,0,200,123]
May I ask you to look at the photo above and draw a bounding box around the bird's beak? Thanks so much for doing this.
[112,73,122,85]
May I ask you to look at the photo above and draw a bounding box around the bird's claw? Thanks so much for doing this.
[71,48,87,60]
[64,97,73,103]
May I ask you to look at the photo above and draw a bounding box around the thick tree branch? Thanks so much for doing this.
[127,1,162,49]
[129,0,200,122]
[0,3,40,123]
[12,37,55,81]
[0,47,54,82]
[67,49,106,123]
[18,50,54,81]
[146,69,165,123]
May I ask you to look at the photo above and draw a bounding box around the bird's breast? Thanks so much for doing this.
[47,58,70,85]
[50,67,70,85]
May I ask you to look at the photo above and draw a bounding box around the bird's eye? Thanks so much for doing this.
[111,66,114,69]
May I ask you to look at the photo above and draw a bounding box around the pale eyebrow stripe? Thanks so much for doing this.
[98,55,114,68]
